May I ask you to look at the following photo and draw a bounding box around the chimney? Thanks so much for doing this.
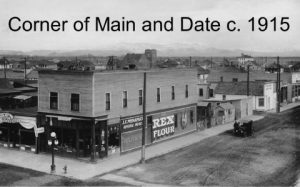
[222,94,226,101]
[220,76,223,82]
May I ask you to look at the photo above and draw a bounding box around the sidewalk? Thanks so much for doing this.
[268,102,300,113]
[0,115,264,180]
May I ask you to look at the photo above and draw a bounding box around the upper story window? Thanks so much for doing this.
[123,91,128,108]
[138,89,143,106]
[199,88,203,97]
[50,92,58,110]
[185,85,189,98]
[171,86,175,100]
[71,93,80,111]
[157,88,161,103]
[105,93,110,110]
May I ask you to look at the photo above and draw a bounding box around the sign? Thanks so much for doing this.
[0,113,14,123]
[121,115,143,132]
[152,115,175,141]
[34,127,45,137]
[121,129,142,152]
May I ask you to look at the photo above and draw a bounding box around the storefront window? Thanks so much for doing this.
[108,124,120,154]
[190,110,194,123]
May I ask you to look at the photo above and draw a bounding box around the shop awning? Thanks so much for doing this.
[14,95,32,100]
[46,115,90,121]
[198,102,210,107]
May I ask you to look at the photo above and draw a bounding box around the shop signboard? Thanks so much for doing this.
[120,115,143,152]
[152,115,175,141]
[121,115,143,132]
[0,113,14,123]
[120,129,142,152]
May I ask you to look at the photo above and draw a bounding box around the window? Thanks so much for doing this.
[185,85,189,98]
[258,98,264,107]
[123,91,128,108]
[157,88,160,102]
[209,89,214,97]
[171,86,175,100]
[138,89,143,106]
[199,88,203,96]
[105,93,110,110]
[50,92,58,109]
[71,93,80,111]
[190,110,194,124]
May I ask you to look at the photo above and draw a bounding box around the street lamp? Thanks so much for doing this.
[48,132,58,173]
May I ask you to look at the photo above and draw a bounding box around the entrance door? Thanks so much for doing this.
[98,121,108,158]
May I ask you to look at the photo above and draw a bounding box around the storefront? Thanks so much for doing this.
[0,112,41,153]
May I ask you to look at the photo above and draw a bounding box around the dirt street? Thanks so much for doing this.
[112,107,300,186]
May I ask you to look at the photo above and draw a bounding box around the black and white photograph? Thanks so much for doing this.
[0,0,299,186]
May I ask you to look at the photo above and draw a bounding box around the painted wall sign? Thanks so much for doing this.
[121,115,143,132]
[121,129,142,152]
[152,115,175,141]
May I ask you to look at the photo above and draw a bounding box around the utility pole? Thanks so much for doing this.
[276,56,280,113]
[141,72,147,163]
[247,65,250,96]
[24,57,27,85]
[3,57,7,79]
[189,56,192,67]
[211,56,213,68]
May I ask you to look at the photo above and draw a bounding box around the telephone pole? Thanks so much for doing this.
[276,56,280,113]
[247,65,250,96]
[24,57,27,85]
[141,72,147,163]
[3,57,7,79]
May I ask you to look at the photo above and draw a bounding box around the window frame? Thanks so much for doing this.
[105,92,111,111]
[138,89,143,106]
[70,93,80,112]
[199,88,203,97]
[171,85,175,100]
[157,87,161,103]
[258,98,264,107]
[185,84,189,98]
[50,92,58,110]
[123,90,128,108]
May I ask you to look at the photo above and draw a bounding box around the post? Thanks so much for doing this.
[247,65,250,96]
[51,139,55,173]
[3,57,7,79]
[276,56,280,113]
[90,119,96,162]
[189,56,192,67]
[24,57,27,85]
[141,72,147,163]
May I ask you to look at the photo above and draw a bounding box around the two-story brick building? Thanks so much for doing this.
[37,68,199,160]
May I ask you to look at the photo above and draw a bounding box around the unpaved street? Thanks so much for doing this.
[110,107,300,186]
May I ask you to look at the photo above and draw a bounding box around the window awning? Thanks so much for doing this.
[14,95,32,100]
[198,102,210,107]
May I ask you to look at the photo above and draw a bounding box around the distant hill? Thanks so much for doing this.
[1,43,300,57]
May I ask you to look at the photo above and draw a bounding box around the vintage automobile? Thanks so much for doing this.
[233,120,254,137]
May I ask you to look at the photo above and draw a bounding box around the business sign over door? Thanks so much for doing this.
[152,115,175,141]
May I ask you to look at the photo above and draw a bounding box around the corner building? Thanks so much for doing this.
[37,68,199,160]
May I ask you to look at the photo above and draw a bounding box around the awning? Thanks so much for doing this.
[14,95,32,100]
[198,102,210,107]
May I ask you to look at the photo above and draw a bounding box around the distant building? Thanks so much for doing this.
[215,81,277,111]
[264,63,284,73]
[119,49,157,69]
[237,53,261,71]
[0,58,13,69]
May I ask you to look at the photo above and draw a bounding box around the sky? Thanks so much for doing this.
[0,0,299,53]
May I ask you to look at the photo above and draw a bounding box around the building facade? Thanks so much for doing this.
[37,68,198,160]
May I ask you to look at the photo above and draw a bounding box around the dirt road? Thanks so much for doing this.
[111,107,300,186]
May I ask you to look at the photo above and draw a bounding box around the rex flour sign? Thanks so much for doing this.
[152,115,175,141]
